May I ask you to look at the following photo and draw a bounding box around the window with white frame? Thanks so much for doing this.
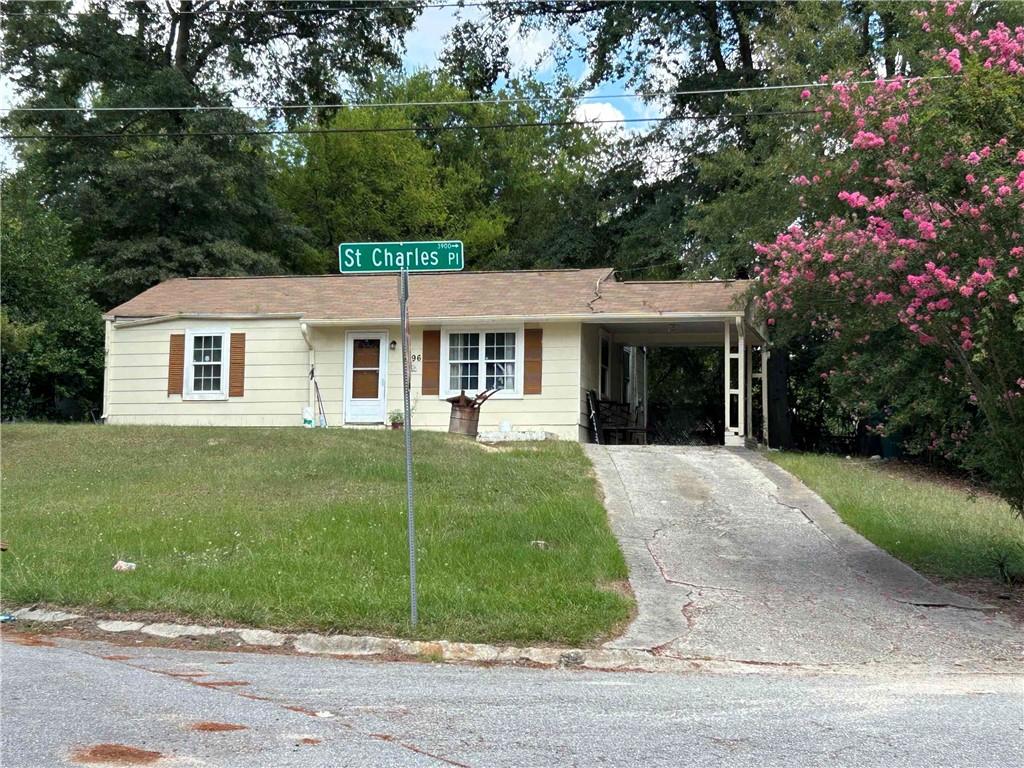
[185,329,229,399]
[442,329,521,397]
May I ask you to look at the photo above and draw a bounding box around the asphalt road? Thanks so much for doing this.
[2,637,1022,767]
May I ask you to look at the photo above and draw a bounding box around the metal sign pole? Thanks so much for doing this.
[398,266,418,626]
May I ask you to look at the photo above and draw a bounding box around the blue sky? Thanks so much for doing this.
[402,4,663,129]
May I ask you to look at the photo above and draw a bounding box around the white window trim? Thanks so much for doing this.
[439,325,524,400]
[183,328,230,401]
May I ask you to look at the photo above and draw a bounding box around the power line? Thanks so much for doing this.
[0,109,814,140]
[1,75,955,114]
[0,0,871,17]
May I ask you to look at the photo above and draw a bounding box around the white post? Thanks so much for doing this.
[723,320,731,442]
[737,318,746,443]
[745,340,753,439]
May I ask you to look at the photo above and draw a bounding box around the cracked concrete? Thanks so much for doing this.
[587,444,1023,668]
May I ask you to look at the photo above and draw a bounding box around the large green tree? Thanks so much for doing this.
[1,174,103,419]
[2,0,420,305]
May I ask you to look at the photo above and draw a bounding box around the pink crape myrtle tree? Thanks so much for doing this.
[754,2,1024,514]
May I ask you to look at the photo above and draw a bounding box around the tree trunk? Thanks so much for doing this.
[767,347,793,449]
[173,0,194,74]
[699,2,729,74]
[725,2,754,81]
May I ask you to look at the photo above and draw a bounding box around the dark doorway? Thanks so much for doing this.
[645,347,723,445]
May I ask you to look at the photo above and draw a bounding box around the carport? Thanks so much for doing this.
[583,278,769,446]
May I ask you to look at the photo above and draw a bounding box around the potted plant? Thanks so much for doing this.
[388,409,405,430]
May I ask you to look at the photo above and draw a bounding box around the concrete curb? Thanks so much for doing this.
[6,607,1020,677]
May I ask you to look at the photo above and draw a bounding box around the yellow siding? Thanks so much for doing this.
[579,323,600,440]
[105,318,310,427]
[309,321,583,440]
[107,318,585,439]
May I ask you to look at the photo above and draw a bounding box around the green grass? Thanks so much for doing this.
[0,425,632,645]
[767,452,1024,583]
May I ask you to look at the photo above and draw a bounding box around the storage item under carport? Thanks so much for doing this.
[446,389,499,437]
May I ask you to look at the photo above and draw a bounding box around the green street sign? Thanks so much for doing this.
[338,240,464,273]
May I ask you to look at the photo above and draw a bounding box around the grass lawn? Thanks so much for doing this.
[0,425,632,645]
[767,452,1024,584]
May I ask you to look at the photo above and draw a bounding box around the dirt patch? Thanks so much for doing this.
[284,705,318,717]
[194,680,249,688]
[71,743,162,765]
[2,632,56,647]
[299,737,321,745]
[101,655,134,661]
[190,722,247,732]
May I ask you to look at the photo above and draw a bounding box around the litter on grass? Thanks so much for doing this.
[113,560,137,572]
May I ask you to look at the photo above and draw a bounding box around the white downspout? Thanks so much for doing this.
[300,322,315,411]
[100,319,112,422]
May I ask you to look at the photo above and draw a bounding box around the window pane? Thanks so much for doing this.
[449,362,478,391]
[486,361,515,391]
[485,332,515,361]
[353,339,380,369]
[193,335,222,363]
[449,333,479,362]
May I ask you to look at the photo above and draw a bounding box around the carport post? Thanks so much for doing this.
[736,318,745,442]
[745,341,753,439]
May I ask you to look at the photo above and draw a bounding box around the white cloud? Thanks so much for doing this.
[572,100,631,139]
[506,20,556,75]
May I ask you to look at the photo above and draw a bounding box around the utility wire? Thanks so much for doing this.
[0,0,890,17]
[1,75,954,114]
[0,109,814,140]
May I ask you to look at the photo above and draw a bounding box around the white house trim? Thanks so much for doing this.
[439,324,525,400]
[183,327,231,401]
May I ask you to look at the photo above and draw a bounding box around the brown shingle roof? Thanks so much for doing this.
[105,269,751,321]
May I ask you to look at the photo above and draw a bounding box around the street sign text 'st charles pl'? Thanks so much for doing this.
[338,240,464,274]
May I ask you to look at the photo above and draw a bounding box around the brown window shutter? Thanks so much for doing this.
[229,333,246,397]
[422,330,441,395]
[167,334,185,395]
[524,328,543,395]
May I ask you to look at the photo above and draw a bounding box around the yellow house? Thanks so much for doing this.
[102,268,767,444]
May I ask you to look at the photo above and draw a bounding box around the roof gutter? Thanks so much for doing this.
[300,311,746,326]
[108,312,304,328]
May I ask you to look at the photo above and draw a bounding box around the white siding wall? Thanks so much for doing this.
[106,318,311,426]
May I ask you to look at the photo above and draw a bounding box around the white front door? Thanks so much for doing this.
[344,332,387,424]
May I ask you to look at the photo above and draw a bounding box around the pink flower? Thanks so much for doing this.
[838,190,870,208]
[965,151,982,165]
[852,131,886,150]
[800,89,812,100]
[1010,293,1020,305]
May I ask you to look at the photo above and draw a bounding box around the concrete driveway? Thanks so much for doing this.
[586,445,1023,668]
